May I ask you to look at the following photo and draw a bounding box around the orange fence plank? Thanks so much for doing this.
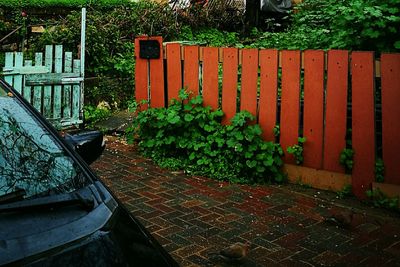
[323,50,349,173]
[303,50,325,169]
[166,43,182,103]
[381,53,400,185]
[149,36,165,108]
[352,51,375,198]
[259,49,278,141]
[134,37,149,110]
[221,48,238,124]
[240,49,259,117]
[183,46,199,96]
[202,47,219,110]
[280,50,301,164]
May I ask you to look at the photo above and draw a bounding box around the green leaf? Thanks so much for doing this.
[189,152,196,160]
[246,160,257,168]
[184,114,194,122]
[245,151,253,159]
[263,158,274,167]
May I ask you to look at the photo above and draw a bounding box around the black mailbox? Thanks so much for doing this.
[139,40,161,59]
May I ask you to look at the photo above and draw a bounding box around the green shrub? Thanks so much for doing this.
[28,1,179,107]
[340,148,354,173]
[0,0,132,8]
[84,104,111,126]
[250,0,400,51]
[337,184,353,199]
[126,90,285,184]
[287,137,306,165]
[375,158,385,183]
[366,188,399,211]
[178,26,241,47]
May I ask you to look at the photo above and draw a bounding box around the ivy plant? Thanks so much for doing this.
[126,89,285,184]
[340,148,354,173]
[337,184,352,199]
[287,137,306,165]
[366,188,399,212]
[375,158,385,183]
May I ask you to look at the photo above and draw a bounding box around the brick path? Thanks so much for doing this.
[92,137,400,267]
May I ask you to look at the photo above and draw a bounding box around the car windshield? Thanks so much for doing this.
[0,83,88,200]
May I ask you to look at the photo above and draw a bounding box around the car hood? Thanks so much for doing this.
[0,182,178,267]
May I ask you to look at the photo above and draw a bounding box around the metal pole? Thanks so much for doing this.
[79,7,86,125]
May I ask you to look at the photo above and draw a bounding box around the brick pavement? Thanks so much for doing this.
[92,137,400,267]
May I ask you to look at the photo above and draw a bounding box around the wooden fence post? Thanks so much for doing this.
[280,50,301,164]
[202,47,219,110]
[381,54,400,185]
[303,50,324,169]
[183,46,200,96]
[351,51,375,198]
[221,47,238,124]
[323,50,349,173]
[259,49,278,142]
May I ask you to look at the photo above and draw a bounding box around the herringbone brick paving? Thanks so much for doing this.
[92,137,400,267]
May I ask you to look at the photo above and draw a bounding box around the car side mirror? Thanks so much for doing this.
[63,130,105,165]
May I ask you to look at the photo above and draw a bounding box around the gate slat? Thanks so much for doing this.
[303,50,325,169]
[202,47,219,110]
[33,53,43,113]
[240,49,259,118]
[134,37,149,110]
[352,51,375,198]
[259,49,278,141]
[43,45,53,118]
[381,54,400,185]
[166,43,182,103]
[13,52,24,94]
[4,53,14,86]
[280,50,301,164]
[221,47,238,124]
[72,60,81,121]
[149,36,164,108]
[53,45,63,119]
[323,50,349,173]
[183,46,199,96]
[23,60,33,103]
[63,52,73,119]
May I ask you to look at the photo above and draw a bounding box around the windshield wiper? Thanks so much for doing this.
[0,188,26,204]
[0,188,95,213]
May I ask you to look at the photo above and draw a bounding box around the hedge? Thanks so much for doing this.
[0,0,133,9]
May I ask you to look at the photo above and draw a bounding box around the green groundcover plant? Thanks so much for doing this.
[126,90,285,184]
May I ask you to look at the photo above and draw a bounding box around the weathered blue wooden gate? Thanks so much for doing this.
[2,45,83,128]
[1,8,86,129]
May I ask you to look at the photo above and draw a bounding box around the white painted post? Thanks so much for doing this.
[79,7,86,124]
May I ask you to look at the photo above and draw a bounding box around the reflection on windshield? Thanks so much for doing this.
[0,94,86,199]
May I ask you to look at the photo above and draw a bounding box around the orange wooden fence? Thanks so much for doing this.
[134,37,400,199]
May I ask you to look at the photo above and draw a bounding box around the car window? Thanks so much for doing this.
[0,87,88,200]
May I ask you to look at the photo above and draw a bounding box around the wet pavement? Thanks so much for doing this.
[92,136,400,267]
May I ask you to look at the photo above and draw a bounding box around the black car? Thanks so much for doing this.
[0,79,179,267]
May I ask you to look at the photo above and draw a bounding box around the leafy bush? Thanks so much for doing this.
[176,0,245,32]
[178,26,241,47]
[375,158,385,183]
[250,0,400,51]
[286,137,306,165]
[340,148,354,173]
[126,90,285,184]
[0,0,132,8]
[84,104,111,126]
[366,188,399,211]
[337,184,353,199]
[28,1,179,107]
